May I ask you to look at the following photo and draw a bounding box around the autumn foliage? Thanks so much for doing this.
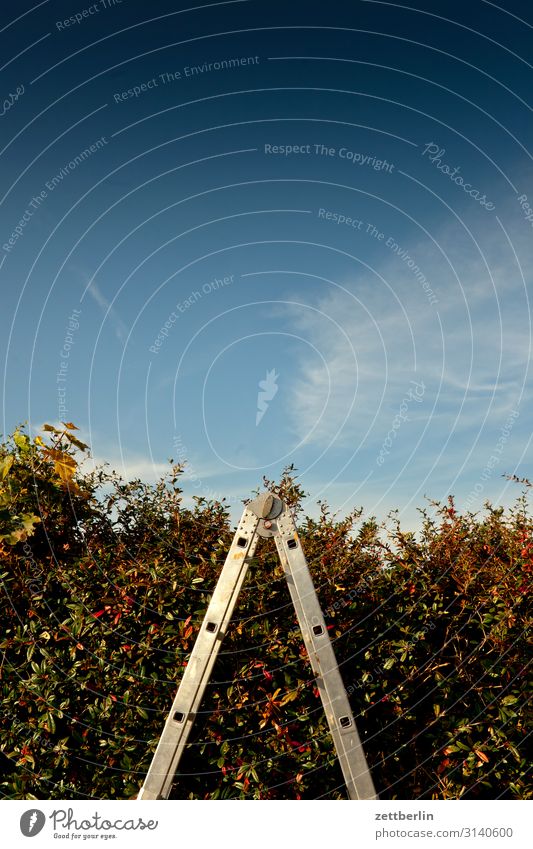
[0,425,531,799]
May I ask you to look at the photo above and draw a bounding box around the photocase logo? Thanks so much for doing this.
[256,368,279,425]
[20,809,46,837]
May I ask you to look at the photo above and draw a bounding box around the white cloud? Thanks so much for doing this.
[86,279,129,344]
[284,214,532,456]
[81,454,170,482]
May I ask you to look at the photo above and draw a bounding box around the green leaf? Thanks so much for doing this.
[13,430,30,453]
[0,512,40,544]
[21,513,41,533]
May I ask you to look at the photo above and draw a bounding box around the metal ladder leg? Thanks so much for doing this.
[138,506,260,799]
[273,504,377,800]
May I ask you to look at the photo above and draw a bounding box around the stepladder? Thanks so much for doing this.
[138,491,377,800]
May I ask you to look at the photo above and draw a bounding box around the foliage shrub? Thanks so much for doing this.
[0,425,531,799]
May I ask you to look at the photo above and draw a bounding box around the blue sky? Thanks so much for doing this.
[1,0,531,526]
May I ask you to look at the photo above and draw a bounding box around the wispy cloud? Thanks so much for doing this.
[82,454,170,482]
[285,215,531,457]
[85,278,129,344]
[275,209,531,526]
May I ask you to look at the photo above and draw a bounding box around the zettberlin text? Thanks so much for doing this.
[375,811,434,821]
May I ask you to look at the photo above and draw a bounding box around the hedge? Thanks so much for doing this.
[0,424,531,799]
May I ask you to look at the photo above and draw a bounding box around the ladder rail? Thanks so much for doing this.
[139,508,260,799]
[274,506,377,800]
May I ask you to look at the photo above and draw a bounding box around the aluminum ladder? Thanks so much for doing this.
[138,491,377,800]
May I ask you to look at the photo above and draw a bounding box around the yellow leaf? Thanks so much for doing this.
[53,453,77,484]
[0,455,14,479]
[474,749,489,763]
[66,434,89,451]
[280,690,298,705]
[34,436,44,446]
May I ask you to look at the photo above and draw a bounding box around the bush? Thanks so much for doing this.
[0,425,531,799]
